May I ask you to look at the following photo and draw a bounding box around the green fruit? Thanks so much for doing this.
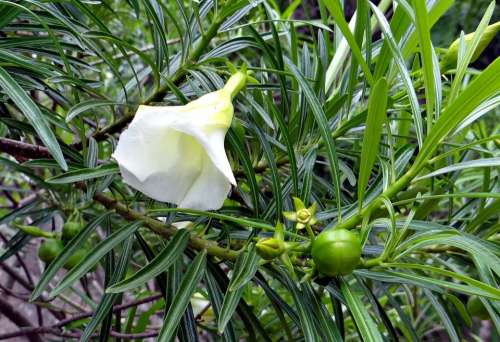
[467,296,489,320]
[62,221,82,243]
[312,229,361,276]
[64,248,89,269]
[38,239,64,264]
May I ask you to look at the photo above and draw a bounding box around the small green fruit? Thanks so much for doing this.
[467,296,489,320]
[62,221,82,243]
[64,248,89,269]
[312,229,361,276]
[38,239,64,264]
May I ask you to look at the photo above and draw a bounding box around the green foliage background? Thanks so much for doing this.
[0,0,499,341]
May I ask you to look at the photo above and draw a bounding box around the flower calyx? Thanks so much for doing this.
[283,197,318,229]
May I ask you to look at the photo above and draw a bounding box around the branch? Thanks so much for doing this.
[0,326,158,340]
[92,192,239,261]
[0,138,50,159]
[0,294,163,340]
[0,138,239,261]
[52,293,163,328]
[0,297,44,342]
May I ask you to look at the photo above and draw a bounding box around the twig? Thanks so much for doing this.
[0,327,159,340]
[0,262,34,290]
[0,138,51,159]
[92,191,239,261]
[51,293,163,328]
[0,297,44,342]
[0,294,163,340]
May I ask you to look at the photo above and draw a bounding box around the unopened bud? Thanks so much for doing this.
[441,21,500,71]
[256,237,285,260]
[14,223,54,238]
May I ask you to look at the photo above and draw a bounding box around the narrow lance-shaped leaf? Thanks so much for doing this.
[319,0,374,86]
[30,213,109,301]
[49,221,143,298]
[358,77,388,211]
[66,100,123,122]
[413,57,500,171]
[46,163,120,184]
[341,278,384,342]
[218,244,260,333]
[284,57,343,217]
[383,263,500,299]
[424,289,460,342]
[157,250,207,342]
[415,157,500,181]
[80,236,134,342]
[0,66,67,170]
[449,1,495,101]
[369,2,424,149]
[228,244,260,291]
[413,0,437,130]
[107,229,190,293]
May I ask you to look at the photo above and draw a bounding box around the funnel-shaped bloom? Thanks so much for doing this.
[113,72,246,210]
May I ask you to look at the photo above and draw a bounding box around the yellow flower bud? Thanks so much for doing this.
[441,21,500,71]
[256,237,285,260]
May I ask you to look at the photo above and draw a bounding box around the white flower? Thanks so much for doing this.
[112,72,246,210]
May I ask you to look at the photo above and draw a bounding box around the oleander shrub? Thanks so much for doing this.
[0,0,499,341]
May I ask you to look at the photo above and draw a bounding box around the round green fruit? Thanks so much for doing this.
[38,238,64,264]
[62,221,82,243]
[64,248,89,269]
[467,296,489,320]
[312,229,361,276]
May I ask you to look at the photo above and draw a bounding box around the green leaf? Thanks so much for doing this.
[424,290,460,342]
[228,244,260,291]
[284,274,320,341]
[320,0,374,86]
[415,157,500,180]
[413,0,437,128]
[218,284,245,334]
[157,250,207,342]
[106,229,190,293]
[206,271,238,342]
[382,263,500,299]
[66,100,123,122]
[218,245,260,333]
[369,2,423,149]
[46,163,120,184]
[284,57,343,216]
[448,1,495,101]
[358,77,388,210]
[413,56,500,171]
[30,213,109,301]
[302,282,342,341]
[0,66,67,170]
[340,279,384,342]
[48,221,143,298]
[0,4,21,29]
[80,236,134,342]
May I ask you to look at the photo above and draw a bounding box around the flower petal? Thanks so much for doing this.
[178,151,232,210]
[169,124,236,185]
[115,130,206,205]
